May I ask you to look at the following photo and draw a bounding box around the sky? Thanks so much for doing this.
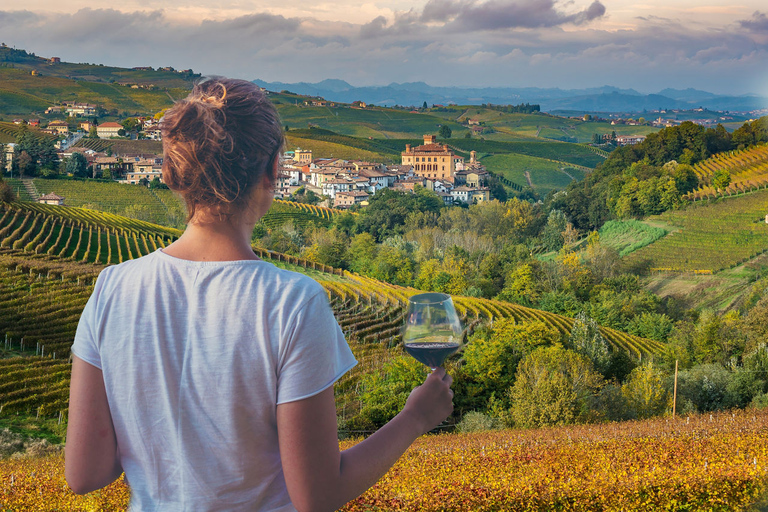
[1,1,767,95]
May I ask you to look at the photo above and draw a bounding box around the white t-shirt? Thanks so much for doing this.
[72,249,357,512]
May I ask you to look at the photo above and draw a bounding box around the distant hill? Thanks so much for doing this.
[254,79,768,113]
[0,45,197,116]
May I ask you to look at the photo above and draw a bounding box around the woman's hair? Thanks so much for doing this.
[160,77,284,221]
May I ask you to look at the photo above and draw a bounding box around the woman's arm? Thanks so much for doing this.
[65,356,123,495]
[277,367,453,512]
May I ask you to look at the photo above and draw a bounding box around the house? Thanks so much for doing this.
[322,178,355,199]
[93,156,132,176]
[37,193,65,206]
[120,159,162,184]
[334,190,369,208]
[450,185,473,204]
[401,135,457,183]
[394,177,426,192]
[96,122,123,138]
[294,149,313,164]
[65,103,98,117]
[470,188,491,203]
[143,126,162,140]
[79,121,93,132]
[310,168,340,188]
[45,106,63,114]
[47,120,69,135]
[616,135,647,146]
[3,143,15,172]
[49,57,61,64]
[28,119,40,128]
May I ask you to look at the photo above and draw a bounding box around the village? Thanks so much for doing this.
[5,128,492,209]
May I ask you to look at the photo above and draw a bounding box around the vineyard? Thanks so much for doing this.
[624,188,768,272]
[72,138,163,156]
[2,408,766,510]
[0,201,661,426]
[263,199,348,228]
[0,122,58,145]
[686,144,768,201]
[19,179,344,231]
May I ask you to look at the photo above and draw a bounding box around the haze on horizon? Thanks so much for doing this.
[1,0,767,96]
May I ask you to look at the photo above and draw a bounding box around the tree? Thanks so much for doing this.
[510,346,603,427]
[568,312,611,375]
[463,319,561,412]
[542,209,568,251]
[66,152,89,177]
[621,363,670,419]
[422,101,428,109]
[712,168,731,190]
[438,125,452,139]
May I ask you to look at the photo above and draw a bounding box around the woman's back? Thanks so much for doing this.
[73,250,355,511]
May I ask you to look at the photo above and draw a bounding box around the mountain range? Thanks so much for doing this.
[253,79,768,114]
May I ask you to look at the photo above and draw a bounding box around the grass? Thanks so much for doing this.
[0,415,66,446]
[285,135,395,163]
[480,153,587,195]
[598,219,668,256]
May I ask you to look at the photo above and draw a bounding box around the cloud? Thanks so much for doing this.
[739,11,768,32]
[0,5,764,95]
[419,0,606,30]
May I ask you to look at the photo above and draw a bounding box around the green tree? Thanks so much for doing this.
[568,312,611,375]
[66,152,88,178]
[463,319,560,409]
[438,125,452,139]
[712,168,731,190]
[621,363,670,419]
[348,232,378,275]
[542,209,568,251]
[510,346,603,427]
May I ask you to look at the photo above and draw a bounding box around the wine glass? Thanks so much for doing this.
[403,292,463,369]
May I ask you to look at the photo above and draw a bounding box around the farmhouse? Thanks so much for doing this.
[46,120,69,135]
[37,193,65,206]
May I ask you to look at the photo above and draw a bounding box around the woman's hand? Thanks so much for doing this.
[402,367,454,435]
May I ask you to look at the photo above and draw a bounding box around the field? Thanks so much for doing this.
[624,188,768,273]
[598,220,669,257]
[0,66,187,116]
[2,408,766,510]
[481,153,588,195]
[276,104,467,139]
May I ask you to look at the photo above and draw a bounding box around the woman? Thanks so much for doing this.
[65,77,454,512]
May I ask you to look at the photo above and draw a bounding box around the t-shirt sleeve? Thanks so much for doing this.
[276,289,357,404]
[71,270,107,369]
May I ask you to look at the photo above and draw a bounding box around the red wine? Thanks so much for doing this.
[404,342,460,368]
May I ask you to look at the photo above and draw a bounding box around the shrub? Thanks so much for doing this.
[510,345,604,428]
[456,411,496,433]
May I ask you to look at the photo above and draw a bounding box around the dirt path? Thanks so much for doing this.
[524,170,534,189]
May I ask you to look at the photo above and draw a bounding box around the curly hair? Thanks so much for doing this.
[160,77,284,221]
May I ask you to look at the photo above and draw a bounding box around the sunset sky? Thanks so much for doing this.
[2,0,767,95]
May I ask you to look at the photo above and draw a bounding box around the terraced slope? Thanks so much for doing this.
[686,144,768,201]
[624,188,768,272]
